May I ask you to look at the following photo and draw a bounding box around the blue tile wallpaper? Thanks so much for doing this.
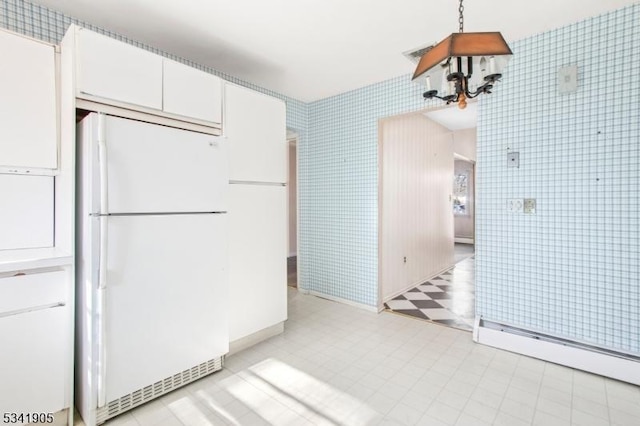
[476,5,640,354]
[3,0,638,353]
[303,77,436,306]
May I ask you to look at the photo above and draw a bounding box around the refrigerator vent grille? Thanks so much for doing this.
[96,357,223,424]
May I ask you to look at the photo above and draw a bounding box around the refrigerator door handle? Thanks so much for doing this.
[97,284,107,408]
[97,113,108,408]
[98,216,108,291]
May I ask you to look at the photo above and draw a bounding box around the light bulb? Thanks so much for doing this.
[458,93,467,109]
[425,75,432,91]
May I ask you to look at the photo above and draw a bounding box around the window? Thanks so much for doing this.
[453,172,468,215]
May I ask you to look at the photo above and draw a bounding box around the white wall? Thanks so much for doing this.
[379,113,454,304]
[453,128,476,161]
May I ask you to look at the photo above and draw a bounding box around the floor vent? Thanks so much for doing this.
[96,357,223,424]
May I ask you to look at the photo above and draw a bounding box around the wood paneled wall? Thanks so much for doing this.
[379,113,455,304]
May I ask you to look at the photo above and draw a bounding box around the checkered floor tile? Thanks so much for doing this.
[384,256,475,331]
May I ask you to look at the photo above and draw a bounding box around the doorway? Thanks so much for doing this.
[287,136,297,287]
[454,157,475,263]
[378,110,455,307]
[380,103,477,331]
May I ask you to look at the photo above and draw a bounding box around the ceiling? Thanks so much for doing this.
[425,103,477,131]
[30,0,638,102]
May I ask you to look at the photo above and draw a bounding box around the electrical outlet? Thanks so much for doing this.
[508,199,523,213]
[507,152,519,168]
[524,198,536,214]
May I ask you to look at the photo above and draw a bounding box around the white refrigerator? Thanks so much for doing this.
[75,113,229,425]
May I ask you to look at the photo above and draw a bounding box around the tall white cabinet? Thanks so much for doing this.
[225,83,288,350]
[0,28,74,425]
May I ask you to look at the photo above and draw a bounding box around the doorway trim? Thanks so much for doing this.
[287,130,300,289]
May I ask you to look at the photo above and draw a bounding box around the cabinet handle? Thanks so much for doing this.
[0,302,65,319]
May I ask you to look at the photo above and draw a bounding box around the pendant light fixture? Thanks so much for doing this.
[412,0,513,109]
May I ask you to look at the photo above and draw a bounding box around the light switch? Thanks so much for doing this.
[507,152,519,168]
[524,198,536,214]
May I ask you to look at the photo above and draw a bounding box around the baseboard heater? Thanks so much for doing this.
[474,318,640,385]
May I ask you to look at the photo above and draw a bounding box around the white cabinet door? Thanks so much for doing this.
[0,306,68,415]
[163,59,222,124]
[225,84,287,183]
[228,184,287,342]
[0,29,57,169]
[0,175,54,250]
[76,28,162,110]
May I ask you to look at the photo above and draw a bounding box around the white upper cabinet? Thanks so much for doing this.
[225,83,287,183]
[163,59,222,124]
[0,29,57,169]
[75,28,163,110]
[72,27,223,129]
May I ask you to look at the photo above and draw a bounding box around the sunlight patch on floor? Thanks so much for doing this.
[225,358,380,425]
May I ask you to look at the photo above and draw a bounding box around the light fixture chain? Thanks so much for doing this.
[458,0,464,33]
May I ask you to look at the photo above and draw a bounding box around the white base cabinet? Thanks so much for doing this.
[0,268,70,417]
[228,184,287,342]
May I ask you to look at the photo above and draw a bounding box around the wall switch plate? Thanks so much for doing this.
[524,198,536,214]
[507,152,519,168]
[558,65,578,93]
[508,199,523,213]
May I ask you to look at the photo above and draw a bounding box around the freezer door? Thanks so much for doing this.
[84,113,228,214]
[98,214,228,402]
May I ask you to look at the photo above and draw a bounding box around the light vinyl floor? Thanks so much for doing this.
[87,288,640,426]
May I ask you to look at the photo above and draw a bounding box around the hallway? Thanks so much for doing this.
[385,245,475,331]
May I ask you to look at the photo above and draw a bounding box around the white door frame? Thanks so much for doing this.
[453,153,476,245]
[287,130,300,288]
